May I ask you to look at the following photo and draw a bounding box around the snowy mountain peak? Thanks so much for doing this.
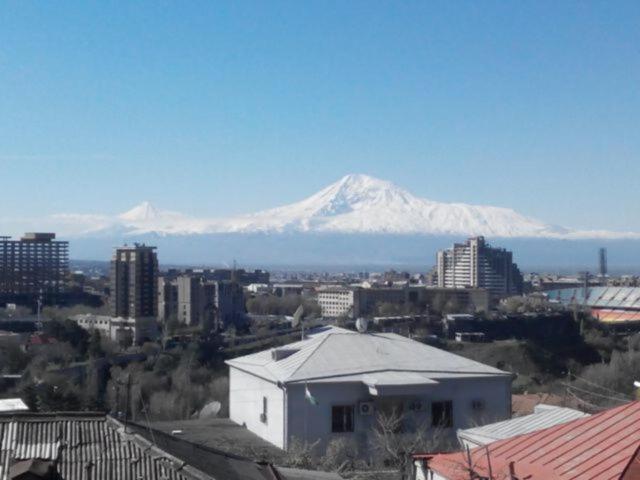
[32,175,640,240]
[296,173,418,218]
[119,201,160,222]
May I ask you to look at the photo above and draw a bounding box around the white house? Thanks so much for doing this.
[226,326,513,455]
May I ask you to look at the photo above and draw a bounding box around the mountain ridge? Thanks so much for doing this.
[10,174,640,240]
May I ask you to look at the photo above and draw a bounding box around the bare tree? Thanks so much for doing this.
[370,408,449,480]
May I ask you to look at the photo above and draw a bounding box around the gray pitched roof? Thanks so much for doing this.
[226,326,509,384]
[0,413,212,480]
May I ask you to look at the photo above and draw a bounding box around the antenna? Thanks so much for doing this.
[598,248,607,279]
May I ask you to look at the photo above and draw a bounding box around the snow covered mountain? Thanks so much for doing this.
[18,174,640,239]
[216,174,567,237]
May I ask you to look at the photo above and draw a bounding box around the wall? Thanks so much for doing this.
[285,375,511,457]
[228,367,286,449]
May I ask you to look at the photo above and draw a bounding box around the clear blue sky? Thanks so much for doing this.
[1,1,639,231]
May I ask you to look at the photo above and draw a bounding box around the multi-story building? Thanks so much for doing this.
[72,313,159,346]
[157,274,179,322]
[158,272,246,332]
[437,237,523,298]
[316,287,358,318]
[0,233,69,305]
[109,244,158,319]
[317,285,490,318]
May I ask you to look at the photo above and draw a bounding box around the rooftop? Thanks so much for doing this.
[226,326,510,384]
[457,405,589,448]
[0,398,28,413]
[422,400,640,480]
[0,412,340,480]
[0,412,212,480]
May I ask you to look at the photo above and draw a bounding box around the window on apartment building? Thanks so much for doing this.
[331,405,354,433]
[431,400,453,428]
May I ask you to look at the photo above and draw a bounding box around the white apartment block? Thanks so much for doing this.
[437,237,522,298]
[71,313,159,346]
[316,288,358,317]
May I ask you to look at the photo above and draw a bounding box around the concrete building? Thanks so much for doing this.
[0,232,68,305]
[317,285,490,319]
[226,326,512,455]
[158,273,246,331]
[110,244,158,319]
[316,288,358,317]
[157,275,179,323]
[436,236,523,298]
[72,313,159,346]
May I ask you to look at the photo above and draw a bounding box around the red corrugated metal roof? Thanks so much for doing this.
[423,401,640,480]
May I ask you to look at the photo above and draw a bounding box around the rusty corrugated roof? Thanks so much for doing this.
[424,400,640,480]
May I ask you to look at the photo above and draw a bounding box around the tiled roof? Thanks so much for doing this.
[0,412,213,480]
[226,326,509,384]
[423,401,640,480]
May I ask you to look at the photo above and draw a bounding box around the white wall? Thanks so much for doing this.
[228,369,511,457]
[229,367,285,449]
[285,376,511,456]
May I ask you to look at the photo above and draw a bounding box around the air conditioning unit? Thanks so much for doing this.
[359,401,374,416]
[408,400,424,412]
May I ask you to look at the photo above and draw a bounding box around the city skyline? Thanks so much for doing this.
[1,1,639,232]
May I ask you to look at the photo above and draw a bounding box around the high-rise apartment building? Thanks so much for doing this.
[436,236,523,298]
[110,244,158,318]
[0,233,69,304]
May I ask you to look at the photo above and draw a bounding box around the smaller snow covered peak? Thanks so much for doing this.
[119,201,160,222]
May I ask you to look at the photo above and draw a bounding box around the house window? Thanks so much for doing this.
[260,396,268,423]
[431,401,453,428]
[331,405,354,433]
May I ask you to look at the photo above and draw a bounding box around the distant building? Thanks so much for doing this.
[317,285,490,318]
[0,232,69,305]
[72,313,159,346]
[109,244,158,319]
[546,286,640,330]
[227,326,512,455]
[436,236,523,298]
[158,273,246,331]
[157,274,179,322]
[203,268,270,286]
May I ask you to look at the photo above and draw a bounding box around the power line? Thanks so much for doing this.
[561,382,631,403]
[569,373,631,400]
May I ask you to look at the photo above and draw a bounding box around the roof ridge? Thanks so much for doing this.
[284,332,334,381]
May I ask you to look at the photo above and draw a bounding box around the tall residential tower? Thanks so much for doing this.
[0,233,68,305]
[436,236,523,298]
[109,244,158,318]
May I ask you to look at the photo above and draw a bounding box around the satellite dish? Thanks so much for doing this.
[199,401,222,419]
[356,318,368,333]
[292,304,304,328]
